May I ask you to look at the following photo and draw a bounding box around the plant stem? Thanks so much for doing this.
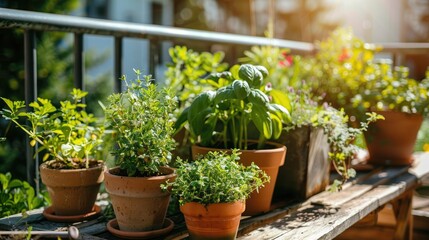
[232,114,237,148]
[257,134,265,150]
[223,120,228,149]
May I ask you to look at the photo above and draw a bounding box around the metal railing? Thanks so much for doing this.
[1,7,429,186]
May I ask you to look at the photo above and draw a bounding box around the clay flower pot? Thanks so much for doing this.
[192,142,286,216]
[181,201,245,240]
[365,111,423,166]
[104,166,176,232]
[39,162,104,216]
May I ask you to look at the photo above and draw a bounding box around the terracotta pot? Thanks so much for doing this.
[39,162,104,216]
[104,166,176,232]
[191,142,286,216]
[181,201,245,240]
[365,111,423,166]
[274,126,330,200]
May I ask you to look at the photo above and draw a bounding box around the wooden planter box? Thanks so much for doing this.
[273,126,330,200]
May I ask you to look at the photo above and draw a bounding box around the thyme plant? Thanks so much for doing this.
[313,109,384,191]
[162,150,269,206]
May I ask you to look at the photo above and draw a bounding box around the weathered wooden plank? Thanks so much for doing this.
[239,171,418,240]
[311,167,409,207]
[0,209,44,230]
[409,152,429,180]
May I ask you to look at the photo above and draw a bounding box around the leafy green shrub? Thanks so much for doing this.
[352,63,429,118]
[102,69,177,177]
[240,45,303,90]
[313,110,383,191]
[1,89,104,169]
[165,46,229,110]
[162,150,268,206]
[0,172,49,218]
[175,64,291,149]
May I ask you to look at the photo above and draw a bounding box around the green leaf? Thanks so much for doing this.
[61,143,73,156]
[200,115,218,146]
[8,179,23,189]
[270,89,292,112]
[213,51,225,63]
[214,86,236,104]
[238,64,263,88]
[255,65,269,78]
[269,103,291,123]
[174,107,190,132]
[188,91,215,136]
[270,114,283,139]
[230,64,240,80]
[232,80,250,100]
[1,97,14,110]
[251,104,272,139]
[0,173,9,190]
[247,89,269,106]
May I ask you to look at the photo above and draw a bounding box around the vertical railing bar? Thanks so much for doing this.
[149,39,158,81]
[114,36,123,93]
[74,33,84,94]
[24,29,39,192]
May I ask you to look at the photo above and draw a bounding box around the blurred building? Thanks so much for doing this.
[80,0,428,80]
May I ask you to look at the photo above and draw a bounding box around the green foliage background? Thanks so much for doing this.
[0,0,111,180]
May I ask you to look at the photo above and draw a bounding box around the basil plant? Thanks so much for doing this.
[175,64,291,150]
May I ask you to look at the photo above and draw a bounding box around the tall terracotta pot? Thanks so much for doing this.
[191,142,286,216]
[104,166,176,232]
[365,111,423,166]
[274,126,330,200]
[181,201,245,240]
[40,162,104,216]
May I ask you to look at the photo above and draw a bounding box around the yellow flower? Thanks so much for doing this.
[423,143,429,152]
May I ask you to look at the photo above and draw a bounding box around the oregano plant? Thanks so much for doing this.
[102,69,178,177]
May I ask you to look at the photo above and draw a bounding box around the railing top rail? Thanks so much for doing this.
[1,8,428,53]
[0,7,314,52]
[375,42,429,53]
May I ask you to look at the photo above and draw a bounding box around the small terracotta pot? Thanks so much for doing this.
[191,142,286,216]
[40,162,104,216]
[104,166,176,232]
[181,201,245,240]
[365,111,423,166]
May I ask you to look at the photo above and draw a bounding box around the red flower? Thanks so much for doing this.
[338,48,350,62]
[279,54,293,67]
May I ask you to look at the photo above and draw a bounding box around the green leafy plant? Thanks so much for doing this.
[240,45,303,90]
[162,150,268,206]
[279,83,382,190]
[1,89,104,169]
[301,28,381,117]
[313,109,384,191]
[175,64,291,149]
[352,62,429,118]
[102,69,177,177]
[165,45,229,110]
[0,172,50,218]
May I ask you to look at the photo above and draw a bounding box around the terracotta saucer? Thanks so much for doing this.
[43,205,101,223]
[106,218,174,239]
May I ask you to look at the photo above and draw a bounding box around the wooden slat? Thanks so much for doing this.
[311,167,409,207]
[239,170,418,239]
[2,153,429,240]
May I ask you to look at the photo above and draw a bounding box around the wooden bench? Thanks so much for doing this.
[1,152,429,240]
